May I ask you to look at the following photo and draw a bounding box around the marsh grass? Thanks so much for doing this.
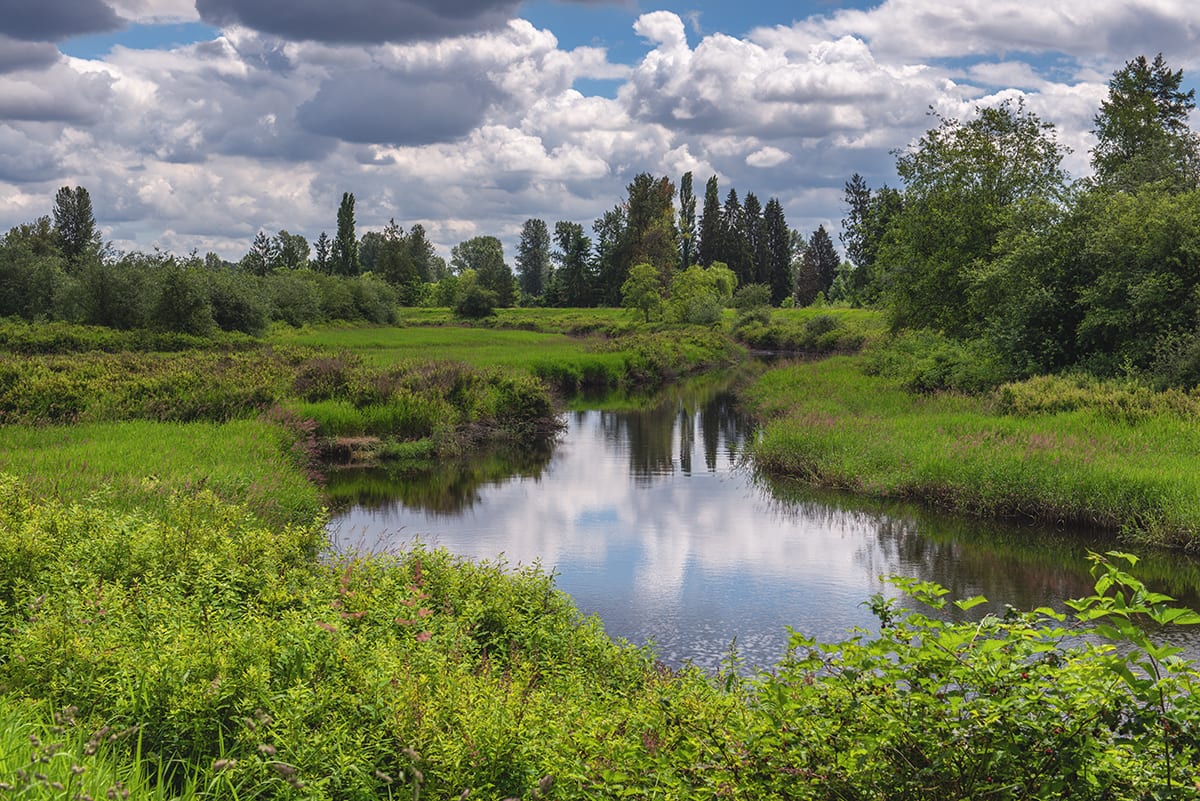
[0,419,321,528]
[747,356,1200,546]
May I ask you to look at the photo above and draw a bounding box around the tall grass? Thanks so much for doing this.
[746,355,1200,547]
[0,419,321,528]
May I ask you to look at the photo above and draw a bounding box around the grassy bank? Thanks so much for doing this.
[745,355,1200,548]
[1,484,1198,798]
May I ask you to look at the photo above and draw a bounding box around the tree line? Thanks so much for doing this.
[2,170,843,330]
[834,53,1200,387]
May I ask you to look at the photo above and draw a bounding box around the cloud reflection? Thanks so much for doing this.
[329,381,1200,671]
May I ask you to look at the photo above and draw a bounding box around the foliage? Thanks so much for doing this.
[454,282,498,319]
[665,264,735,326]
[864,329,1012,394]
[1092,53,1200,192]
[883,100,1070,335]
[620,263,664,322]
[746,354,1200,547]
[750,554,1200,799]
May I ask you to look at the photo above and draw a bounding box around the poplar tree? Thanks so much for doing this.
[333,192,359,276]
[677,171,697,271]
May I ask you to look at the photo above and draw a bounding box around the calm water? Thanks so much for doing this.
[327,375,1200,672]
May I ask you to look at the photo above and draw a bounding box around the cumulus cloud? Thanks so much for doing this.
[0,2,1179,262]
[784,0,1200,65]
[0,62,114,122]
[298,70,495,145]
[0,0,123,41]
[0,37,60,73]
[195,0,521,44]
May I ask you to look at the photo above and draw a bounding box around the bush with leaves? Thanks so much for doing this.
[746,552,1200,799]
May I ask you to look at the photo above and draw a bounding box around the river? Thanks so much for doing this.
[326,371,1200,673]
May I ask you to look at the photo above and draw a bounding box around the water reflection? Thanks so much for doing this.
[328,376,1200,672]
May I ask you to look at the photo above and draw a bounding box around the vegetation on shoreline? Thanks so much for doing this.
[746,352,1200,548]
[2,481,1199,798]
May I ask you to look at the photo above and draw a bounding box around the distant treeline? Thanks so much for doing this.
[1,174,839,333]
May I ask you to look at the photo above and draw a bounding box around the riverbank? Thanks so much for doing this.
[3,316,1200,797]
[744,354,1200,549]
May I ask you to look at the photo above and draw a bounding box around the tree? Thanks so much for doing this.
[807,225,839,297]
[0,217,66,321]
[884,99,1069,334]
[697,175,722,266]
[624,172,678,285]
[516,218,551,299]
[744,192,767,285]
[720,188,753,286]
[376,219,418,288]
[313,231,332,273]
[333,192,359,276]
[552,221,593,307]
[591,206,626,306]
[621,263,664,322]
[1092,54,1200,192]
[52,185,101,269]
[840,173,872,270]
[407,224,438,283]
[678,171,697,272]
[451,236,513,307]
[762,198,792,306]
[240,230,276,276]
[272,230,309,271]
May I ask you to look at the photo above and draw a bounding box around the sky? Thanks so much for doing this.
[2,0,1199,262]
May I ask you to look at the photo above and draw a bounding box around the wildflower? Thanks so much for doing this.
[416,631,432,642]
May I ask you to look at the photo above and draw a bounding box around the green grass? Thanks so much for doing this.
[745,355,1200,547]
[0,419,321,528]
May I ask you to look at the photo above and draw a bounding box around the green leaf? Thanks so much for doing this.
[954,595,988,612]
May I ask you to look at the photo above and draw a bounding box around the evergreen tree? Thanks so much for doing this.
[743,192,767,284]
[763,198,792,306]
[313,231,331,273]
[590,207,625,306]
[333,192,359,276]
[678,171,697,272]
[240,230,275,276]
[720,188,753,286]
[553,221,593,307]
[807,225,839,296]
[697,175,722,266]
[407,224,437,283]
[52,185,101,269]
[1092,53,1200,192]
[516,218,551,299]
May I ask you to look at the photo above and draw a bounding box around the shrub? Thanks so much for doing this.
[455,284,497,319]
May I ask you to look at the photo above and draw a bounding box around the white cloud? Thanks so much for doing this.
[1,3,1187,260]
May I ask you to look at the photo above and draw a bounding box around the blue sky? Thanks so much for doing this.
[4,0,1200,260]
